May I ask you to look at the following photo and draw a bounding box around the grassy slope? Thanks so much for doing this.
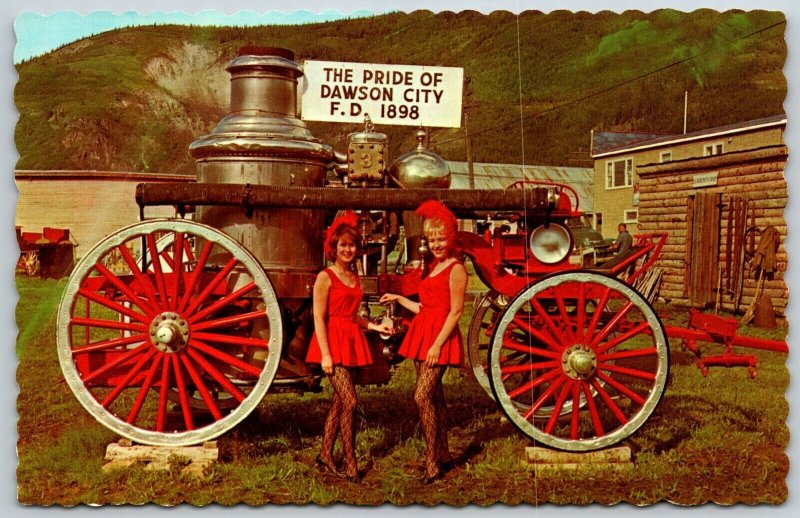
[16,277,788,505]
[14,10,786,174]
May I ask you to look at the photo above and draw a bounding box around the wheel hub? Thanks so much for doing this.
[150,312,190,353]
[562,344,597,380]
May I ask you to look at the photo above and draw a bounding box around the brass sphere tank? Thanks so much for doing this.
[389,128,450,189]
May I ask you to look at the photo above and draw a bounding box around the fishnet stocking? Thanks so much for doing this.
[318,366,359,478]
[414,361,450,477]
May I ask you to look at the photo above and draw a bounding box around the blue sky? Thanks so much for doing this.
[13,10,377,63]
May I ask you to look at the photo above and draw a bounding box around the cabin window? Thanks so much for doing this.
[624,209,639,224]
[605,157,633,189]
[660,151,672,163]
[704,142,724,156]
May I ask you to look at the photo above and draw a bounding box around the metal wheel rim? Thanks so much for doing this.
[56,219,283,446]
[488,271,669,451]
[466,291,503,399]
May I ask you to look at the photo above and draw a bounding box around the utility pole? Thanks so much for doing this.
[463,77,479,189]
[683,90,688,134]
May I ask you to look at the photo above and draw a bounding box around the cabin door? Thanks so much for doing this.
[686,192,721,306]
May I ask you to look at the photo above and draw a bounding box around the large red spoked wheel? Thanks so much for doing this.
[488,272,669,451]
[57,219,282,446]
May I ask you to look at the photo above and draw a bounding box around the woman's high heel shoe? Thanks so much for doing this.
[314,455,337,474]
[422,467,442,484]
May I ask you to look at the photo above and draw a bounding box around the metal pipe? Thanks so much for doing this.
[136,182,554,214]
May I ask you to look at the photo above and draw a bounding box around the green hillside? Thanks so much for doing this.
[14,9,786,174]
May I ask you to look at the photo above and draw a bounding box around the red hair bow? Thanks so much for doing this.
[416,199,457,245]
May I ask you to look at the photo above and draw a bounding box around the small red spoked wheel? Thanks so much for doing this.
[488,271,669,451]
[466,291,507,400]
[56,219,282,446]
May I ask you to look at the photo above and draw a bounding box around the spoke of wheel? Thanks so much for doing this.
[171,355,194,430]
[589,300,634,348]
[500,339,561,359]
[71,316,147,333]
[508,367,561,400]
[190,340,264,377]
[585,286,612,340]
[156,355,172,432]
[576,284,586,340]
[599,347,659,362]
[531,298,563,344]
[569,382,581,440]
[523,375,568,421]
[186,349,246,403]
[71,333,148,354]
[597,362,656,382]
[583,383,605,437]
[544,380,574,434]
[127,354,165,424]
[170,231,185,310]
[555,292,573,340]
[159,249,175,271]
[147,234,170,309]
[94,261,158,316]
[180,354,224,420]
[79,343,150,385]
[177,240,214,313]
[77,288,150,324]
[591,378,628,426]
[191,332,269,349]
[183,237,196,263]
[500,360,561,375]
[191,311,266,332]
[84,298,90,345]
[511,315,562,352]
[100,348,158,408]
[594,322,651,355]
[596,371,647,406]
[188,282,258,324]
[183,258,239,317]
[118,244,162,311]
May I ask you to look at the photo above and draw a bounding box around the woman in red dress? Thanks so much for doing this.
[380,200,467,483]
[306,212,391,482]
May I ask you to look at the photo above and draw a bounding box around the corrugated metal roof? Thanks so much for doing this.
[447,161,594,212]
[591,114,786,157]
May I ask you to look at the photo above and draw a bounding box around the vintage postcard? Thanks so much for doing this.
[12,4,790,508]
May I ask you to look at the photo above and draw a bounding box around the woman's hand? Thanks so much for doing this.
[379,293,402,304]
[425,344,442,367]
[369,322,394,335]
[321,353,334,375]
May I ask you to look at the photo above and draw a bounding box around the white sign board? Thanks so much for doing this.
[301,61,464,128]
[693,171,718,188]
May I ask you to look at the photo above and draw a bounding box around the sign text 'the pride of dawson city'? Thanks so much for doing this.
[301,61,464,128]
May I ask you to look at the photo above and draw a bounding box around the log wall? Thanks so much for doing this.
[636,146,788,314]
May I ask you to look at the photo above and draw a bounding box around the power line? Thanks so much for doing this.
[380,12,439,42]
[432,18,786,148]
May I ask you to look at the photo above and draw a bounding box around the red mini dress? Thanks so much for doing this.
[397,260,464,366]
[306,268,373,367]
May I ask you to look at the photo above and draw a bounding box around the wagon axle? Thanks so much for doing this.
[149,313,190,354]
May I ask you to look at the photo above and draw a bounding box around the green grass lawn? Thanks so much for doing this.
[15,276,788,505]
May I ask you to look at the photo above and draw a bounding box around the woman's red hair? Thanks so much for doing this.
[324,211,360,262]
